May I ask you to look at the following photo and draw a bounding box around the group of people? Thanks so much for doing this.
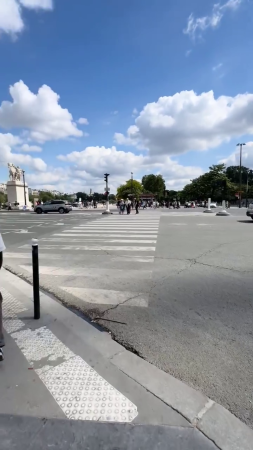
[117,199,140,214]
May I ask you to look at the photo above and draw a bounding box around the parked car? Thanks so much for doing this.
[34,200,72,214]
[210,202,217,208]
[246,204,253,219]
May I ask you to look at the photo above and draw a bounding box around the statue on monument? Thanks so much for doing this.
[8,163,24,182]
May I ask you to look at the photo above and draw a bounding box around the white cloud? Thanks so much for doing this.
[112,110,119,115]
[212,63,223,71]
[55,145,203,193]
[20,144,42,152]
[114,90,253,157]
[0,81,83,142]
[0,132,47,172]
[19,0,53,9]
[0,0,53,37]
[78,117,89,125]
[185,49,192,57]
[0,0,23,35]
[219,142,253,167]
[184,0,243,39]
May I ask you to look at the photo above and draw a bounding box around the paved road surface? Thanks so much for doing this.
[1,207,253,428]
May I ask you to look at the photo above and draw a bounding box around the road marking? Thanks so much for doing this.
[19,265,152,277]
[20,245,156,251]
[64,230,158,234]
[60,287,149,307]
[2,288,138,423]
[53,233,158,238]
[4,252,62,259]
[41,238,157,243]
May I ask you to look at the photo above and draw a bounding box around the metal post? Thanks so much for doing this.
[131,172,133,197]
[246,171,249,208]
[23,170,27,206]
[239,144,242,208]
[237,143,246,208]
[32,239,40,320]
[103,173,112,214]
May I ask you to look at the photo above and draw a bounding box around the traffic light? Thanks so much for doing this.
[104,173,110,182]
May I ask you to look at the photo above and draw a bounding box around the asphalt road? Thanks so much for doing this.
[1,207,253,428]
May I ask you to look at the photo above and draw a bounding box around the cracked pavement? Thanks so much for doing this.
[95,211,253,429]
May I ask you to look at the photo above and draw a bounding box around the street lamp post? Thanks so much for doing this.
[22,170,27,206]
[131,172,133,197]
[237,143,246,208]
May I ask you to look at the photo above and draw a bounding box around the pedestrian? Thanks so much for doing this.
[0,232,6,361]
[135,200,139,214]
[120,199,125,215]
[126,198,131,215]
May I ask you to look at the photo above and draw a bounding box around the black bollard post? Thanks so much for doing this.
[32,238,40,320]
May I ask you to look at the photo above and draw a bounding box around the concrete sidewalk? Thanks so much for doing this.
[0,269,252,449]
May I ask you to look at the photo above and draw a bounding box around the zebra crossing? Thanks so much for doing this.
[4,212,161,309]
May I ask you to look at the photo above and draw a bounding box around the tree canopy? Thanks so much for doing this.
[117,179,143,199]
[181,164,237,202]
[142,174,166,197]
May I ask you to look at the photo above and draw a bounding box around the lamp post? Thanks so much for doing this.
[22,170,27,206]
[246,169,249,208]
[237,143,246,208]
[131,172,133,197]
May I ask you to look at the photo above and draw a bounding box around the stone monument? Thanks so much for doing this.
[7,163,30,207]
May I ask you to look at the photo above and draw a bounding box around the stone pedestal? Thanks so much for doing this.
[7,181,30,207]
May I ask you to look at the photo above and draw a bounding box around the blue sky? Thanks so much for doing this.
[0,0,253,193]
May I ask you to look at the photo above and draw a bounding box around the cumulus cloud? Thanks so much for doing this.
[78,117,89,125]
[184,0,243,40]
[0,0,53,37]
[0,81,83,142]
[55,145,203,193]
[20,144,42,152]
[114,90,253,157]
[0,132,47,172]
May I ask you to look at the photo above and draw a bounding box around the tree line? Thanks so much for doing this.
[180,164,253,203]
[116,165,253,203]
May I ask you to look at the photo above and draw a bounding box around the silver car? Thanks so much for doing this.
[34,200,72,214]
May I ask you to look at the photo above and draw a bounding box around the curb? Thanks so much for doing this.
[2,266,253,450]
[109,351,253,450]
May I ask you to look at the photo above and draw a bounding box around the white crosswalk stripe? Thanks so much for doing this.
[5,212,161,308]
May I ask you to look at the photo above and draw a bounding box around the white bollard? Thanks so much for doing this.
[216,200,230,216]
[204,197,214,213]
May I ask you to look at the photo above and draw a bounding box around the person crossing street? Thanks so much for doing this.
[0,232,6,361]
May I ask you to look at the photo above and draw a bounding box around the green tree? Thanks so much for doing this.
[181,164,236,202]
[117,179,143,199]
[0,192,7,205]
[225,166,253,186]
[142,174,166,197]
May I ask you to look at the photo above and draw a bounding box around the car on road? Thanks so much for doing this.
[34,200,72,214]
[210,202,217,208]
[246,204,253,219]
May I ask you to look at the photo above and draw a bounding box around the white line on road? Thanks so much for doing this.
[20,245,156,251]
[19,265,152,277]
[65,230,158,234]
[42,238,157,243]
[53,233,158,238]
